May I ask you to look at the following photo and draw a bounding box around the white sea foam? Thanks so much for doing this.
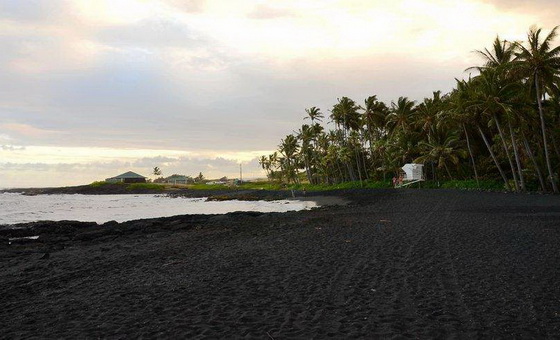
[0,193,317,225]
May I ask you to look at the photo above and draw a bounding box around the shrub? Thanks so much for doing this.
[89,181,109,188]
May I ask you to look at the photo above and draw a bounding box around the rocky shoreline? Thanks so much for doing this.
[2,189,560,338]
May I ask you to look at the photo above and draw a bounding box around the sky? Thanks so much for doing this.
[0,0,558,187]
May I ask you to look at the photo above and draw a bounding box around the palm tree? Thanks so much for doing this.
[414,91,443,137]
[456,77,511,189]
[153,167,162,177]
[448,81,480,186]
[514,26,560,193]
[278,134,300,184]
[304,106,324,124]
[386,97,416,134]
[415,130,467,179]
[468,69,522,191]
[297,124,315,183]
[469,36,516,71]
[330,97,361,182]
[362,96,389,178]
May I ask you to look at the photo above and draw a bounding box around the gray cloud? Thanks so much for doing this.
[0,49,464,152]
[480,0,560,26]
[0,0,69,22]
[482,0,559,8]
[96,17,208,49]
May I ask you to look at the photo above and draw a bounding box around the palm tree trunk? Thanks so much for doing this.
[535,75,559,193]
[463,124,479,187]
[478,125,511,190]
[354,151,363,187]
[360,151,369,181]
[336,162,344,183]
[507,119,525,191]
[522,133,546,192]
[494,114,519,191]
[444,163,453,179]
[551,132,560,161]
[304,158,312,183]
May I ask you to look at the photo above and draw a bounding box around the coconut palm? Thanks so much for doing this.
[304,106,324,124]
[278,134,300,184]
[469,36,516,71]
[468,68,523,191]
[514,25,560,192]
[386,97,416,134]
[415,130,467,179]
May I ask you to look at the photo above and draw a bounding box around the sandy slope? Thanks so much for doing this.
[1,189,560,338]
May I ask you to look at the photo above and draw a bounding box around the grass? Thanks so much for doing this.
[290,180,392,191]
[89,179,517,193]
[186,183,231,190]
[238,181,285,190]
[126,183,165,191]
[439,179,504,190]
[89,181,113,188]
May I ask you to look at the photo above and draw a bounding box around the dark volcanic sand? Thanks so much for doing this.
[1,189,560,338]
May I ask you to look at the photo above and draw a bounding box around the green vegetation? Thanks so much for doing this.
[289,180,392,191]
[89,181,113,187]
[237,181,285,191]
[126,183,165,191]
[439,180,504,191]
[187,183,230,190]
[260,26,560,193]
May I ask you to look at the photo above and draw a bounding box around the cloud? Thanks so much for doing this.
[132,156,179,167]
[247,4,296,19]
[478,0,560,26]
[96,17,207,49]
[162,0,206,13]
[0,123,61,138]
[0,0,69,22]
[1,145,25,151]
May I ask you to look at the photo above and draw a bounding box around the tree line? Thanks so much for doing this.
[260,26,560,193]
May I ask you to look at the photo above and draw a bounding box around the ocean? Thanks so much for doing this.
[0,193,317,225]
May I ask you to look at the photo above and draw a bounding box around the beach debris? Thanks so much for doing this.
[379,219,391,223]
[40,252,50,260]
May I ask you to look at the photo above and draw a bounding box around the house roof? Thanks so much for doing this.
[110,171,147,179]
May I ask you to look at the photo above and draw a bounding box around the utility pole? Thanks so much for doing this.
[239,163,243,183]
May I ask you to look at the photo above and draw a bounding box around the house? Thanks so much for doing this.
[164,174,192,184]
[105,171,147,184]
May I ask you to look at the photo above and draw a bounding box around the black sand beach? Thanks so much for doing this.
[1,189,560,338]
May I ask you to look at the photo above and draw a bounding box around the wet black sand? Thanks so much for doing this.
[1,189,560,338]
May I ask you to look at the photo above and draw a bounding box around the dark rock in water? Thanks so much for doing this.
[0,220,98,238]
